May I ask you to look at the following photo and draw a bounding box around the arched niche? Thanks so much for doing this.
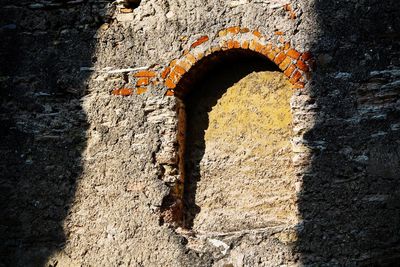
[160,48,297,233]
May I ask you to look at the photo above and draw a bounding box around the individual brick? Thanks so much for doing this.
[290,70,302,84]
[165,78,176,89]
[253,30,262,38]
[240,27,250,33]
[227,40,235,49]
[241,40,249,49]
[274,31,284,35]
[227,26,240,34]
[254,41,263,52]
[218,29,227,37]
[161,67,171,79]
[284,64,296,77]
[179,60,192,71]
[185,53,197,65]
[233,40,240,48]
[191,35,209,48]
[287,49,301,59]
[301,51,312,61]
[267,51,277,61]
[137,87,148,94]
[136,77,149,87]
[112,88,133,96]
[279,56,292,70]
[169,70,181,83]
[296,60,309,72]
[169,59,178,67]
[274,52,286,65]
[284,42,290,50]
[293,82,305,89]
[134,70,157,77]
[260,44,272,56]
[174,65,186,75]
[165,89,175,96]
[249,40,262,51]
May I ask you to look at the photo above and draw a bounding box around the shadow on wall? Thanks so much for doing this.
[0,1,110,266]
[296,0,400,265]
[180,49,279,228]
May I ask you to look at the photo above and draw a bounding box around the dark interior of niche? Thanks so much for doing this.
[174,48,281,229]
[175,48,280,100]
[123,0,141,9]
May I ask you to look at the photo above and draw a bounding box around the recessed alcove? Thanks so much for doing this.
[161,49,297,233]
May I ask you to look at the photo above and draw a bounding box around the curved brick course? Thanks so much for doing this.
[112,26,315,97]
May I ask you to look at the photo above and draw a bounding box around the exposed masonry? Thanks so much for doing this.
[111,26,315,97]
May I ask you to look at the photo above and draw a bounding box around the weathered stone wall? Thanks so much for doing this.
[1,0,400,266]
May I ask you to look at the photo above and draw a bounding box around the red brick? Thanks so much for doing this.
[293,82,305,89]
[169,59,178,67]
[253,30,262,38]
[279,56,292,70]
[296,60,309,72]
[165,78,176,89]
[284,64,296,77]
[111,88,133,96]
[136,77,149,87]
[240,27,250,33]
[137,87,147,94]
[227,40,235,49]
[301,51,312,61]
[169,70,180,83]
[165,89,175,96]
[174,65,186,75]
[254,42,263,52]
[290,70,302,84]
[233,40,240,48]
[161,67,171,79]
[134,70,157,78]
[284,42,290,50]
[227,26,240,34]
[267,51,277,61]
[274,31,284,35]
[287,49,301,59]
[274,52,286,65]
[241,40,249,49]
[191,35,209,48]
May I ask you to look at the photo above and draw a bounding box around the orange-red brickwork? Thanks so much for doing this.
[113,27,316,98]
[191,36,209,48]
[134,70,157,78]
[112,88,133,96]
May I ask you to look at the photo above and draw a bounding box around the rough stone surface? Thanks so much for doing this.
[1,0,400,266]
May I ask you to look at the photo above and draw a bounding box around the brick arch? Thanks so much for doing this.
[111,26,315,96]
[161,26,314,97]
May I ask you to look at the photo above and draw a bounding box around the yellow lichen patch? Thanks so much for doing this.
[191,71,296,232]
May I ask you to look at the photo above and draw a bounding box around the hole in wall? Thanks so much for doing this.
[160,49,297,233]
[123,0,141,9]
